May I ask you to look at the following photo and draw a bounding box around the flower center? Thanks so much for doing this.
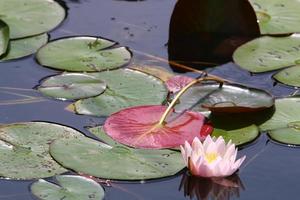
[205,152,218,163]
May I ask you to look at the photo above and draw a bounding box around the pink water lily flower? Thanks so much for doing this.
[180,136,246,178]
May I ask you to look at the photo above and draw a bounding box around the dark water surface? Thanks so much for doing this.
[0,0,300,199]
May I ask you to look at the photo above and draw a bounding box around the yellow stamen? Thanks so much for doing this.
[205,152,218,163]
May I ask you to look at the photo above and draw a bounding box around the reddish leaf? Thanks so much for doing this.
[104,105,212,149]
[166,75,195,93]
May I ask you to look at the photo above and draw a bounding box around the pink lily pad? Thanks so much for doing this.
[104,105,212,149]
[166,75,195,93]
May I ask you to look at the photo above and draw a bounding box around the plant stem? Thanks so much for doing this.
[158,77,225,125]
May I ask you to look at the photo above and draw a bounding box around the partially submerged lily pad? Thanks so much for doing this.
[0,33,48,61]
[31,175,105,200]
[175,83,274,113]
[165,75,194,93]
[0,0,66,39]
[233,35,300,73]
[0,122,83,179]
[129,65,174,82]
[50,136,185,180]
[0,20,9,57]
[38,73,106,100]
[250,0,300,34]
[73,69,168,116]
[104,105,212,149]
[36,36,131,72]
[260,97,300,146]
[273,65,300,87]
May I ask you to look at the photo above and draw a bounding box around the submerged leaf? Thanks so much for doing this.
[104,105,212,149]
[0,0,66,39]
[250,0,300,34]
[73,69,168,117]
[175,83,274,113]
[50,136,185,180]
[166,75,194,93]
[129,65,174,82]
[36,36,131,72]
[31,175,105,200]
[38,73,106,100]
[233,35,300,73]
[168,0,259,68]
[0,122,83,179]
[0,33,48,61]
[0,20,9,57]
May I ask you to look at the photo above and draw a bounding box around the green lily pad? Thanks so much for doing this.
[88,126,126,147]
[0,122,83,179]
[268,122,300,146]
[0,33,48,61]
[50,136,185,180]
[73,68,168,116]
[212,125,259,146]
[259,97,300,131]
[0,0,66,39]
[233,35,300,73]
[36,36,131,72]
[0,20,9,56]
[31,175,105,200]
[273,65,300,87]
[175,83,274,113]
[259,97,300,146]
[38,73,106,100]
[250,0,300,34]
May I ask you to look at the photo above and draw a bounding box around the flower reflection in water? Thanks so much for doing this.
[179,172,245,200]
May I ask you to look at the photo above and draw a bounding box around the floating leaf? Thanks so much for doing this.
[36,36,131,72]
[88,126,126,147]
[0,20,9,56]
[104,105,212,149]
[175,83,274,113]
[73,69,168,117]
[50,136,185,180]
[129,65,174,82]
[165,75,194,93]
[259,97,300,145]
[250,0,300,34]
[0,0,66,39]
[0,33,48,61]
[268,122,300,146]
[38,73,106,100]
[0,122,83,179]
[31,175,105,200]
[233,35,300,73]
[259,97,300,131]
[273,65,300,87]
[212,125,259,146]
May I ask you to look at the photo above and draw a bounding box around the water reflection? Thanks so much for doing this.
[179,172,245,200]
[168,0,260,71]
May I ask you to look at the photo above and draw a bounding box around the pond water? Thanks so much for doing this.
[0,0,300,199]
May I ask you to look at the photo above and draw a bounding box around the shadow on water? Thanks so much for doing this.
[179,172,245,200]
[168,0,260,72]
